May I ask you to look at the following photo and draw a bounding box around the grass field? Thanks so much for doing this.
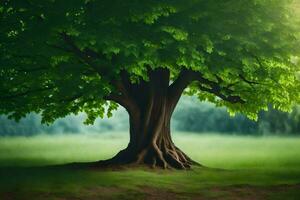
[0,132,300,200]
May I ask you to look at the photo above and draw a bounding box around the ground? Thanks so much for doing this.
[0,132,300,200]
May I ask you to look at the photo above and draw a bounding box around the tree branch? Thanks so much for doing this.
[55,32,139,111]
[247,51,281,87]
[168,69,196,111]
[238,74,260,87]
[168,69,246,106]
[104,92,139,116]
[55,32,112,78]
[197,84,245,103]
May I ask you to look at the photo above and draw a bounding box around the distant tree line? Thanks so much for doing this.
[172,97,300,135]
[0,97,299,136]
[0,110,129,136]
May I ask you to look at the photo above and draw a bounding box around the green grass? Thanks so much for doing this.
[0,132,300,200]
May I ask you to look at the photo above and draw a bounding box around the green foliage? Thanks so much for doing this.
[0,0,300,123]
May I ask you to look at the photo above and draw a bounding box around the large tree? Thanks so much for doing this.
[0,0,300,169]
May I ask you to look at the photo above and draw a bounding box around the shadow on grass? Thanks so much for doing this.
[1,163,300,200]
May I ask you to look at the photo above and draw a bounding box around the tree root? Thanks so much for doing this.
[94,144,200,170]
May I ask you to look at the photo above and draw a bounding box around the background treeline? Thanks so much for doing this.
[0,109,129,136]
[0,97,299,136]
[173,97,300,135]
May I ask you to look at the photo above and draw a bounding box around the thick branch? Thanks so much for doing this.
[104,92,140,117]
[195,72,246,103]
[168,69,196,111]
[55,32,137,110]
[197,84,245,103]
[120,70,151,110]
[55,32,113,79]
[104,71,141,115]
[168,69,246,105]
[58,32,105,75]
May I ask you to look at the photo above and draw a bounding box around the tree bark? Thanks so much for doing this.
[98,95,198,169]
[98,69,200,169]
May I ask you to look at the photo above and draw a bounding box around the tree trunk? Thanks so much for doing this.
[98,100,198,169]
[92,66,243,170]
[97,69,200,169]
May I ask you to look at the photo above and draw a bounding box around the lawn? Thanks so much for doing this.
[0,132,300,200]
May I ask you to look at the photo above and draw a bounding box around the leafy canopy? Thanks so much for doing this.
[0,0,300,123]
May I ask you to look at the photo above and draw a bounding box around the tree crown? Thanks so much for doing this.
[1,0,300,123]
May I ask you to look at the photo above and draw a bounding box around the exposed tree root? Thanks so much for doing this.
[93,144,201,170]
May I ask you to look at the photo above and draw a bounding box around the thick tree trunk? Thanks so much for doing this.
[98,100,198,169]
[98,69,200,169]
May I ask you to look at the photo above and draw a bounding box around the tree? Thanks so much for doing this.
[0,0,299,169]
[172,97,259,134]
[258,105,300,135]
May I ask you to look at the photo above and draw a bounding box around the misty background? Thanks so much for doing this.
[1,96,300,136]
